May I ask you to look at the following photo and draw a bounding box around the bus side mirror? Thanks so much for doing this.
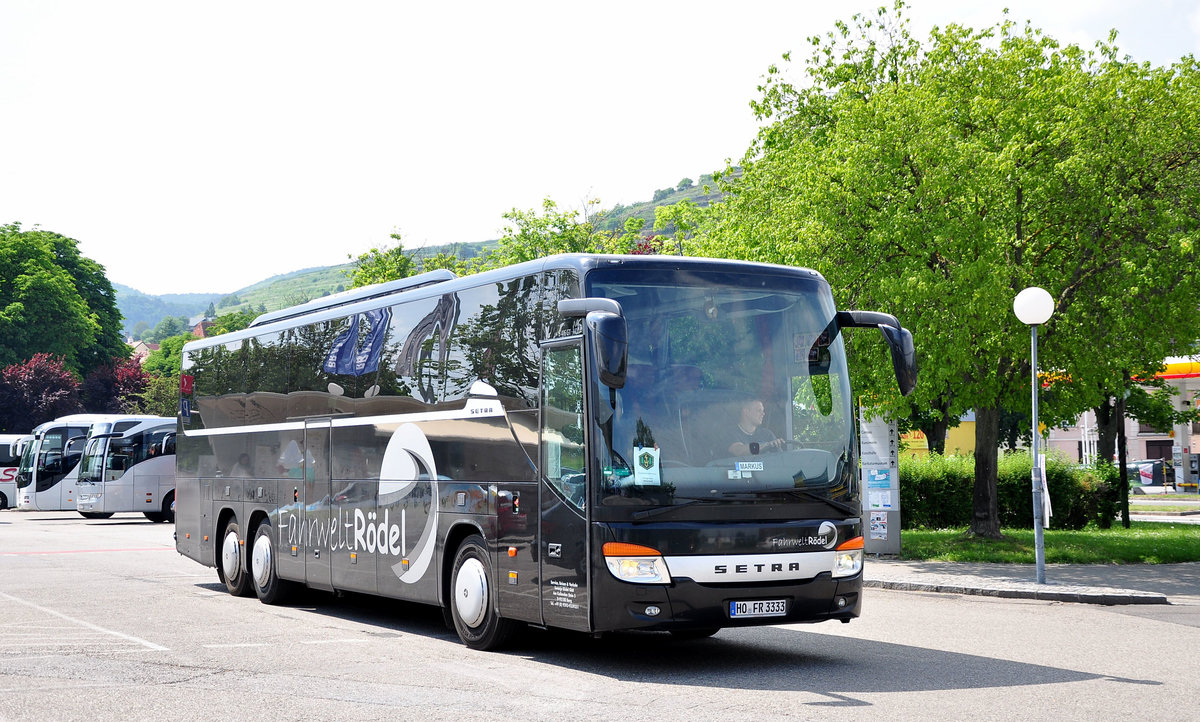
[880,324,917,397]
[586,311,627,390]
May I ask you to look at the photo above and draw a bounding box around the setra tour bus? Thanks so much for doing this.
[175,254,916,649]
[16,414,131,512]
[0,434,30,509]
[76,416,176,522]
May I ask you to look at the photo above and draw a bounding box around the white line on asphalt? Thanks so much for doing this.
[0,591,168,652]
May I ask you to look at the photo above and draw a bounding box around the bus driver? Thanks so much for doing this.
[727,398,785,457]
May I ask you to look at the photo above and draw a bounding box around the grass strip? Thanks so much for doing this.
[899,523,1200,564]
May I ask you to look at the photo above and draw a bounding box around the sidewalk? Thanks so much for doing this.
[864,558,1200,606]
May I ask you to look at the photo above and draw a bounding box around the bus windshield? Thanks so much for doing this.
[15,438,36,488]
[79,427,172,483]
[587,268,856,517]
[78,437,109,483]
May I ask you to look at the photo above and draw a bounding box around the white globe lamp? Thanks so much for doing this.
[1013,286,1054,326]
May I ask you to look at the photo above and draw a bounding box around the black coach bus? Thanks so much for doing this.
[175,254,915,649]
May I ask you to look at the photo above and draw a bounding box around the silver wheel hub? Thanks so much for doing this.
[454,558,488,628]
[251,533,272,588]
[221,530,241,580]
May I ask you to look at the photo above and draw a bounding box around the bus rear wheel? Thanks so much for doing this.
[79,511,114,519]
[449,535,516,651]
[251,520,294,605]
[218,520,253,597]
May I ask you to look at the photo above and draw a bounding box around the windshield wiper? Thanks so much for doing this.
[723,488,859,516]
[630,496,714,522]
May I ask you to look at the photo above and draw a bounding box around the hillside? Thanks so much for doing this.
[113,284,223,336]
[114,242,492,336]
[113,175,726,337]
[595,171,733,233]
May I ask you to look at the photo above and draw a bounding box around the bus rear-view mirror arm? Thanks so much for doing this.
[836,310,918,397]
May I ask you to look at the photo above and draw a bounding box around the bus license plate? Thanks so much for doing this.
[729,599,788,618]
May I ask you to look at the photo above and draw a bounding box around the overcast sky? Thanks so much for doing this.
[3,1,1199,296]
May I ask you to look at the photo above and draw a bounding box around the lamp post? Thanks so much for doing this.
[1013,287,1054,584]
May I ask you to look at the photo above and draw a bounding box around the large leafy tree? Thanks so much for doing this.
[44,229,128,373]
[0,224,100,372]
[0,224,126,376]
[690,4,1200,537]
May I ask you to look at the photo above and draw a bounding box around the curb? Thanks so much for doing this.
[864,577,1169,605]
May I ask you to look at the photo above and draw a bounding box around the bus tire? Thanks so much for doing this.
[161,491,175,524]
[0,492,8,509]
[79,511,114,519]
[449,535,516,651]
[251,520,294,605]
[218,520,253,597]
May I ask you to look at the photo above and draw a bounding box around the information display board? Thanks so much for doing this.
[859,409,900,555]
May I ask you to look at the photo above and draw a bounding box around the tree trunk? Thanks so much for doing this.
[970,406,1003,538]
[1094,401,1117,463]
[914,395,952,455]
[925,415,949,455]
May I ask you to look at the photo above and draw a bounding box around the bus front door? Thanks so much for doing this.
[539,344,591,631]
[304,419,333,590]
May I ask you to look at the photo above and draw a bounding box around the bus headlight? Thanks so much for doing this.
[603,542,671,584]
[831,536,864,578]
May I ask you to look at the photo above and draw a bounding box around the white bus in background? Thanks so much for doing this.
[17,414,135,512]
[76,416,176,522]
[0,434,31,509]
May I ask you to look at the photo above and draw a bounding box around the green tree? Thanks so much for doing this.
[208,309,258,335]
[349,233,416,288]
[478,198,616,272]
[145,316,190,344]
[142,334,194,377]
[43,228,128,374]
[691,4,1200,537]
[133,372,180,418]
[677,178,694,191]
[0,224,107,373]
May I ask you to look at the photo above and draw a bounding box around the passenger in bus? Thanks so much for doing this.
[231,453,253,478]
[726,398,784,457]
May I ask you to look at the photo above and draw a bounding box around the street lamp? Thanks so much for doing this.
[1013,286,1054,584]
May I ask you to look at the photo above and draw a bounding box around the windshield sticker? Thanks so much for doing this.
[633,446,661,485]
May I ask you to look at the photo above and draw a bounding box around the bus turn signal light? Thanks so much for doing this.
[602,542,661,557]
[603,542,670,584]
[832,536,864,578]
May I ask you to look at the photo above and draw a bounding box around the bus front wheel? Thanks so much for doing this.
[218,520,253,597]
[251,520,294,605]
[449,535,516,651]
[144,492,174,523]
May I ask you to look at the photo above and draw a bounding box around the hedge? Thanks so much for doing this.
[896,452,1121,530]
